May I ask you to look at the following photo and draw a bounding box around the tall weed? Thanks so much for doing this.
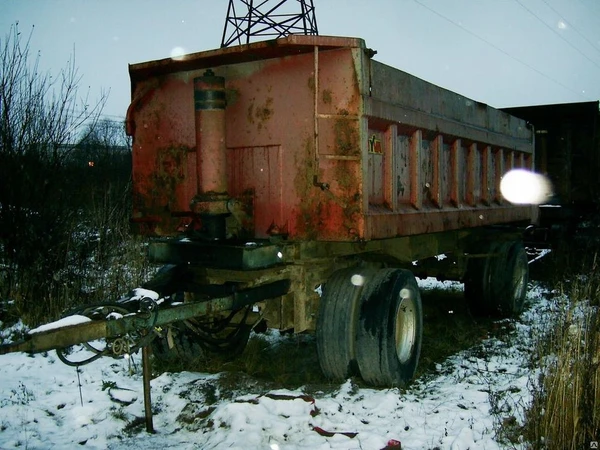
[521,255,600,449]
[0,179,152,326]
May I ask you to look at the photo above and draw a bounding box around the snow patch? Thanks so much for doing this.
[0,282,577,449]
[130,288,159,301]
[28,315,91,334]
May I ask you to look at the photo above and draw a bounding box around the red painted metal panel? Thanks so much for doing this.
[127,35,534,242]
[228,145,283,238]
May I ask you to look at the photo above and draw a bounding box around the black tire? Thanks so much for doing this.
[316,267,372,381]
[464,240,529,317]
[355,269,423,387]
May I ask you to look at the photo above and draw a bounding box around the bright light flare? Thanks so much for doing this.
[351,274,365,286]
[170,46,186,60]
[400,288,412,299]
[500,169,553,205]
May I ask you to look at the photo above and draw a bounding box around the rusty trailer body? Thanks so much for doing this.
[127,35,533,243]
[121,35,536,386]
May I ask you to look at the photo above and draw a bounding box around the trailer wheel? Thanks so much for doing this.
[464,241,529,317]
[354,269,423,387]
[316,267,370,381]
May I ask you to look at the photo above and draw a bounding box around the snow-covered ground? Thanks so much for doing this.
[0,280,554,450]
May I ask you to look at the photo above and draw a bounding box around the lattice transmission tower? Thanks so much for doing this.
[221,0,318,48]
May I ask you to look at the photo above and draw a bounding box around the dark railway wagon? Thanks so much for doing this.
[503,101,600,235]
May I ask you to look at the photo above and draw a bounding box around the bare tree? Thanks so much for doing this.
[72,119,133,270]
[76,118,131,170]
[0,23,107,321]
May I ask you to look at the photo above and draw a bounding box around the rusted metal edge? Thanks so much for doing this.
[129,35,366,82]
[364,206,533,240]
[366,98,534,153]
[293,225,528,263]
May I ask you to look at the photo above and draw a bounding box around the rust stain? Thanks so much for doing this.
[247,97,274,131]
[140,146,190,231]
[334,110,359,156]
[307,75,315,93]
[322,89,332,104]
[334,161,361,236]
[343,196,361,235]
[247,102,255,125]
[294,137,320,239]
[255,97,274,130]
[334,159,356,191]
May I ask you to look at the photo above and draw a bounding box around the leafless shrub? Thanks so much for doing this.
[0,22,108,323]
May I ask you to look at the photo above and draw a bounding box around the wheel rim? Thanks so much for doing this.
[395,288,417,364]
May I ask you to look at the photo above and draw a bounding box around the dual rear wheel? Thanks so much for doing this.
[316,239,528,387]
[464,240,529,318]
[316,267,423,387]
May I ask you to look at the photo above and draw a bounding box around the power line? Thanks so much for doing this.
[539,0,600,55]
[412,0,591,101]
[515,0,600,71]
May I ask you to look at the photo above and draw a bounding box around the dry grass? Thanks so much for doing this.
[523,304,599,449]
[519,254,600,450]
[1,197,152,327]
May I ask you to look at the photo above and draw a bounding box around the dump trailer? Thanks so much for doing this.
[0,35,535,390]
[120,35,535,386]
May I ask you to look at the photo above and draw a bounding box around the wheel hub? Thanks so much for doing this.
[395,291,417,364]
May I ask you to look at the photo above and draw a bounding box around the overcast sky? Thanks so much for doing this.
[2,0,599,120]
